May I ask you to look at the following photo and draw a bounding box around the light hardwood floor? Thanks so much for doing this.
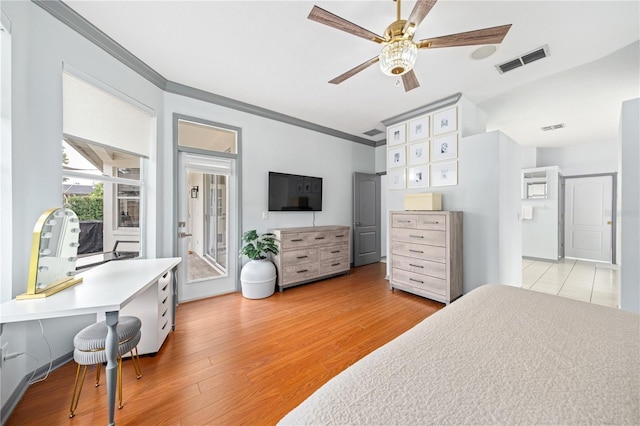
[6,262,443,426]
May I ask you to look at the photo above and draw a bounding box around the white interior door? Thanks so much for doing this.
[177,152,238,302]
[564,176,613,262]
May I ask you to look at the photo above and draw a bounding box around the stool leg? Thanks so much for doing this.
[95,363,102,386]
[130,346,142,379]
[69,364,88,418]
[117,356,123,409]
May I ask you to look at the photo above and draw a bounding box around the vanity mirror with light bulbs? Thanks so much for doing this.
[17,207,83,299]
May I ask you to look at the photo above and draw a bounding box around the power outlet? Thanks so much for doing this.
[0,343,8,368]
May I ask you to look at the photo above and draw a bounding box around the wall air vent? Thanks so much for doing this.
[363,128,383,137]
[541,123,565,132]
[496,45,550,74]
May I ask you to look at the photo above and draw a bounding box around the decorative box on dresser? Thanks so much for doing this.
[271,225,351,291]
[389,211,463,304]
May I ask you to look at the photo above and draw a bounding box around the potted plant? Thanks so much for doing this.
[239,230,279,299]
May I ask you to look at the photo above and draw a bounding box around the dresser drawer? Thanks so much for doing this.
[320,257,349,274]
[392,268,446,296]
[282,248,319,265]
[392,256,446,279]
[281,233,314,249]
[391,214,417,229]
[320,243,348,260]
[326,229,350,244]
[282,262,319,284]
[416,214,446,231]
[391,228,446,247]
[392,241,446,263]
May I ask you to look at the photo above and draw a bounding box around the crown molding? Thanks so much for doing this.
[381,93,462,127]
[33,0,377,147]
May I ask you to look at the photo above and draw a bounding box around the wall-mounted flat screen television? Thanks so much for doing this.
[268,172,323,212]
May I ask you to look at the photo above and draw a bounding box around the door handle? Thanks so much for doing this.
[607,221,612,225]
[178,232,192,238]
[355,222,361,226]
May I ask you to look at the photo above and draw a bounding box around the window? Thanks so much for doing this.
[62,137,143,269]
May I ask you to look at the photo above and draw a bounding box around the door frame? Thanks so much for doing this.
[560,172,617,264]
[173,113,243,302]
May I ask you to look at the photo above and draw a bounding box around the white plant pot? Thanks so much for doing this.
[240,259,277,299]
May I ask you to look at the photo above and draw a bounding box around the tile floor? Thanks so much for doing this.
[522,258,619,308]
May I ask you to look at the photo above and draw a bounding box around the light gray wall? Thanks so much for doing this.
[537,141,618,176]
[387,130,523,293]
[521,166,561,260]
[164,92,375,243]
[619,98,639,313]
[1,1,166,409]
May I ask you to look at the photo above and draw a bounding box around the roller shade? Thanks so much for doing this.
[63,71,153,158]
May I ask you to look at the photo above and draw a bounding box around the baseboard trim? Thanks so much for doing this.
[1,351,73,425]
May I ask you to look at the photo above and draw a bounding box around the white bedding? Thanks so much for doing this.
[279,284,640,425]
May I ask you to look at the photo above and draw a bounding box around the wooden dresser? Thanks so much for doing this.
[389,211,462,304]
[271,225,351,291]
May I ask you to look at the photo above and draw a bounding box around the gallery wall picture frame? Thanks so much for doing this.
[388,168,406,190]
[408,165,429,188]
[388,146,406,168]
[431,161,458,187]
[408,141,429,165]
[432,133,458,162]
[408,115,429,141]
[433,107,458,136]
[387,123,406,146]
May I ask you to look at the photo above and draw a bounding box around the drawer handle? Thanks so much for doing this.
[315,236,325,240]
[331,250,340,254]
[409,263,424,269]
[291,238,303,242]
[162,296,168,304]
[162,308,168,317]
[410,278,424,284]
[296,255,308,259]
[335,234,344,238]
[425,221,440,224]
[398,220,412,223]
[331,263,341,267]
[409,235,424,239]
[161,320,168,330]
[409,249,424,254]
[297,269,309,273]
[161,284,169,292]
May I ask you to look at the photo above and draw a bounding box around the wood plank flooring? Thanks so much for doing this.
[6,262,443,426]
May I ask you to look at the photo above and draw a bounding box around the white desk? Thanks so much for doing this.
[0,257,182,425]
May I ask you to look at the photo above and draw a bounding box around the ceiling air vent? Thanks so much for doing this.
[363,128,383,137]
[496,45,550,74]
[541,123,565,132]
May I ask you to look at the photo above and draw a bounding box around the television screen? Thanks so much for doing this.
[268,172,323,212]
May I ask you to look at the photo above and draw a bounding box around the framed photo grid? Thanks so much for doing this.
[386,108,461,189]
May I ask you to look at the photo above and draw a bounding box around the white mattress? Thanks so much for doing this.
[279,284,640,425]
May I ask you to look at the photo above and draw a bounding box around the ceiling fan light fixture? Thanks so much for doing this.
[379,39,418,76]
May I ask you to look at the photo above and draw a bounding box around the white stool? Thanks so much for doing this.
[69,316,142,418]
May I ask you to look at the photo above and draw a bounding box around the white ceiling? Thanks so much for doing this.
[62,0,640,148]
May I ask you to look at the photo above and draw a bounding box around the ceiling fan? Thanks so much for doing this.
[308,0,512,92]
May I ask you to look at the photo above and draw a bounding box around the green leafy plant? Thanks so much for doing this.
[239,230,279,260]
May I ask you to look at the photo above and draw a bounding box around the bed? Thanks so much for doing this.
[279,284,640,425]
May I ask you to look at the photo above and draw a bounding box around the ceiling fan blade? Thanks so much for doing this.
[403,0,438,35]
[308,6,384,43]
[401,70,420,92]
[417,24,512,49]
[329,56,380,85]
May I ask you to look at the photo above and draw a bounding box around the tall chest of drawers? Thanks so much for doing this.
[389,211,463,304]
[272,225,351,291]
